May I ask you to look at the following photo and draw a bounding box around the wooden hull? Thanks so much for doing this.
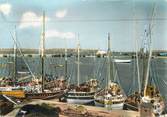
[66,91,95,105]
[26,90,65,100]
[123,103,139,111]
[0,90,25,98]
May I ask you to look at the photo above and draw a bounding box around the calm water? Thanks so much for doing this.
[0,56,167,110]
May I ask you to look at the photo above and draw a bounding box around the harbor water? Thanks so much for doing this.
[0,56,167,110]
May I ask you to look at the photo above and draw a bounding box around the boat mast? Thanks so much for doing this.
[132,1,141,94]
[77,34,80,87]
[143,3,156,97]
[143,25,152,97]
[135,36,141,94]
[41,11,45,92]
[107,33,113,86]
[13,27,17,86]
[141,27,149,94]
[93,52,96,78]
[64,38,67,79]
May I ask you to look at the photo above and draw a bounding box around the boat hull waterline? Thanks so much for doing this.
[94,100,124,110]
[67,98,94,104]
[26,90,65,100]
[66,91,95,105]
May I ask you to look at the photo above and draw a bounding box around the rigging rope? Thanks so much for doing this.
[144,1,157,96]
[114,63,127,97]
[133,0,141,93]
[10,31,36,81]
[98,57,107,87]
[68,57,75,85]
[127,60,136,95]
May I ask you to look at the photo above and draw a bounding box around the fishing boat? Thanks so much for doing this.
[0,78,25,98]
[0,87,25,98]
[25,12,66,99]
[66,36,99,104]
[94,33,126,109]
[114,59,131,63]
[124,25,165,115]
[0,27,25,99]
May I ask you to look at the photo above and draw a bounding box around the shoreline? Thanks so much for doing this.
[6,99,140,117]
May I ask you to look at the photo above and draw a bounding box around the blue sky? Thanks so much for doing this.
[0,0,167,51]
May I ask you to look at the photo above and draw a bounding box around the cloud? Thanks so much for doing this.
[19,12,49,29]
[56,9,67,18]
[0,3,11,15]
[46,30,75,39]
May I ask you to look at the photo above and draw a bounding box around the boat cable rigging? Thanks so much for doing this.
[67,58,75,85]
[127,60,136,95]
[10,28,36,81]
[97,57,107,87]
[114,62,127,97]
[143,1,157,97]
[133,0,141,94]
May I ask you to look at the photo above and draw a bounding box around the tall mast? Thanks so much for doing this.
[41,11,45,92]
[64,38,67,79]
[93,52,96,78]
[132,0,141,94]
[77,34,80,87]
[143,2,156,97]
[135,33,141,94]
[13,27,17,86]
[141,28,149,93]
[144,25,152,97]
[107,33,113,86]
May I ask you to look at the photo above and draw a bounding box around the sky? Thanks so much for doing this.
[0,0,167,51]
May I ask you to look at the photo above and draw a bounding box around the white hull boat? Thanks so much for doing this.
[66,91,95,105]
[94,100,124,110]
[67,98,94,104]
[114,59,131,63]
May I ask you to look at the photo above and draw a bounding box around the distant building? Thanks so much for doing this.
[0,48,166,57]
[96,50,107,55]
